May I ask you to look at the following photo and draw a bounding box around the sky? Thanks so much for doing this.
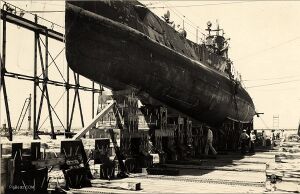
[0,1,300,131]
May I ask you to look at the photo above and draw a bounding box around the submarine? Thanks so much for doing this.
[65,1,255,127]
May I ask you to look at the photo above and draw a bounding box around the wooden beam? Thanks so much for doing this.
[31,157,65,168]
[91,180,141,191]
[73,101,115,139]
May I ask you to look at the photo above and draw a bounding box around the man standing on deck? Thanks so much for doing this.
[205,127,218,155]
[239,129,249,154]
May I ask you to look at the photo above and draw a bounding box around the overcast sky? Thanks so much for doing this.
[1,1,300,130]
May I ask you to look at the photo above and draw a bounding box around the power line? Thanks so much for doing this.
[246,79,300,89]
[243,75,300,82]
[165,2,197,27]
[30,1,65,7]
[164,1,205,33]
[161,1,204,41]
[167,2,207,35]
[25,10,65,13]
[251,87,298,92]
[259,116,270,130]
[238,36,300,61]
[148,1,257,9]
[2,1,65,29]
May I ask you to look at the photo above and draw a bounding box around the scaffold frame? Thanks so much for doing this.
[0,2,102,141]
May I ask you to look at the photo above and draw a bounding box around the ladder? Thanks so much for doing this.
[15,94,31,131]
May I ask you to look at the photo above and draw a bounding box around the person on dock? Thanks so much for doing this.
[249,130,256,153]
[271,130,276,148]
[205,127,218,155]
[239,129,249,154]
[261,130,266,147]
[280,129,287,146]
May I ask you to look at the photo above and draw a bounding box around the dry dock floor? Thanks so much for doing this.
[72,150,279,193]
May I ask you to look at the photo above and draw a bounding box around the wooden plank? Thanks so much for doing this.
[164,163,266,172]
[73,101,115,140]
[91,179,141,191]
[266,161,300,180]
[266,170,300,179]
[281,147,300,153]
[266,180,300,193]
[31,157,65,168]
[266,162,300,171]
[275,153,300,162]
[281,142,300,147]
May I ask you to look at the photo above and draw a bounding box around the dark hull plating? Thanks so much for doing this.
[65,2,255,126]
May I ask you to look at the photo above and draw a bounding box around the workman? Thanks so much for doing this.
[261,130,266,147]
[280,129,287,146]
[249,130,256,153]
[205,127,217,155]
[239,129,249,154]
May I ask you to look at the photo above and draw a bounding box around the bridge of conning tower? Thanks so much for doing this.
[204,21,232,77]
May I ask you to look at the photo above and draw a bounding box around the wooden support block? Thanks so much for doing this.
[31,142,41,161]
[61,140,83,158]
[124,158,140,173]
[275,153,300,163]
[266,162,300,180]
[11,143,22,170]
[94,138,110,164]
[64,167,92,189]
[11,143,23,155]
[61,139,93,179]
[99,161,115,180]
[128,182,141,191]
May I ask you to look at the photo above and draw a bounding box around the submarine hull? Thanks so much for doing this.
[65,2,255,126]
